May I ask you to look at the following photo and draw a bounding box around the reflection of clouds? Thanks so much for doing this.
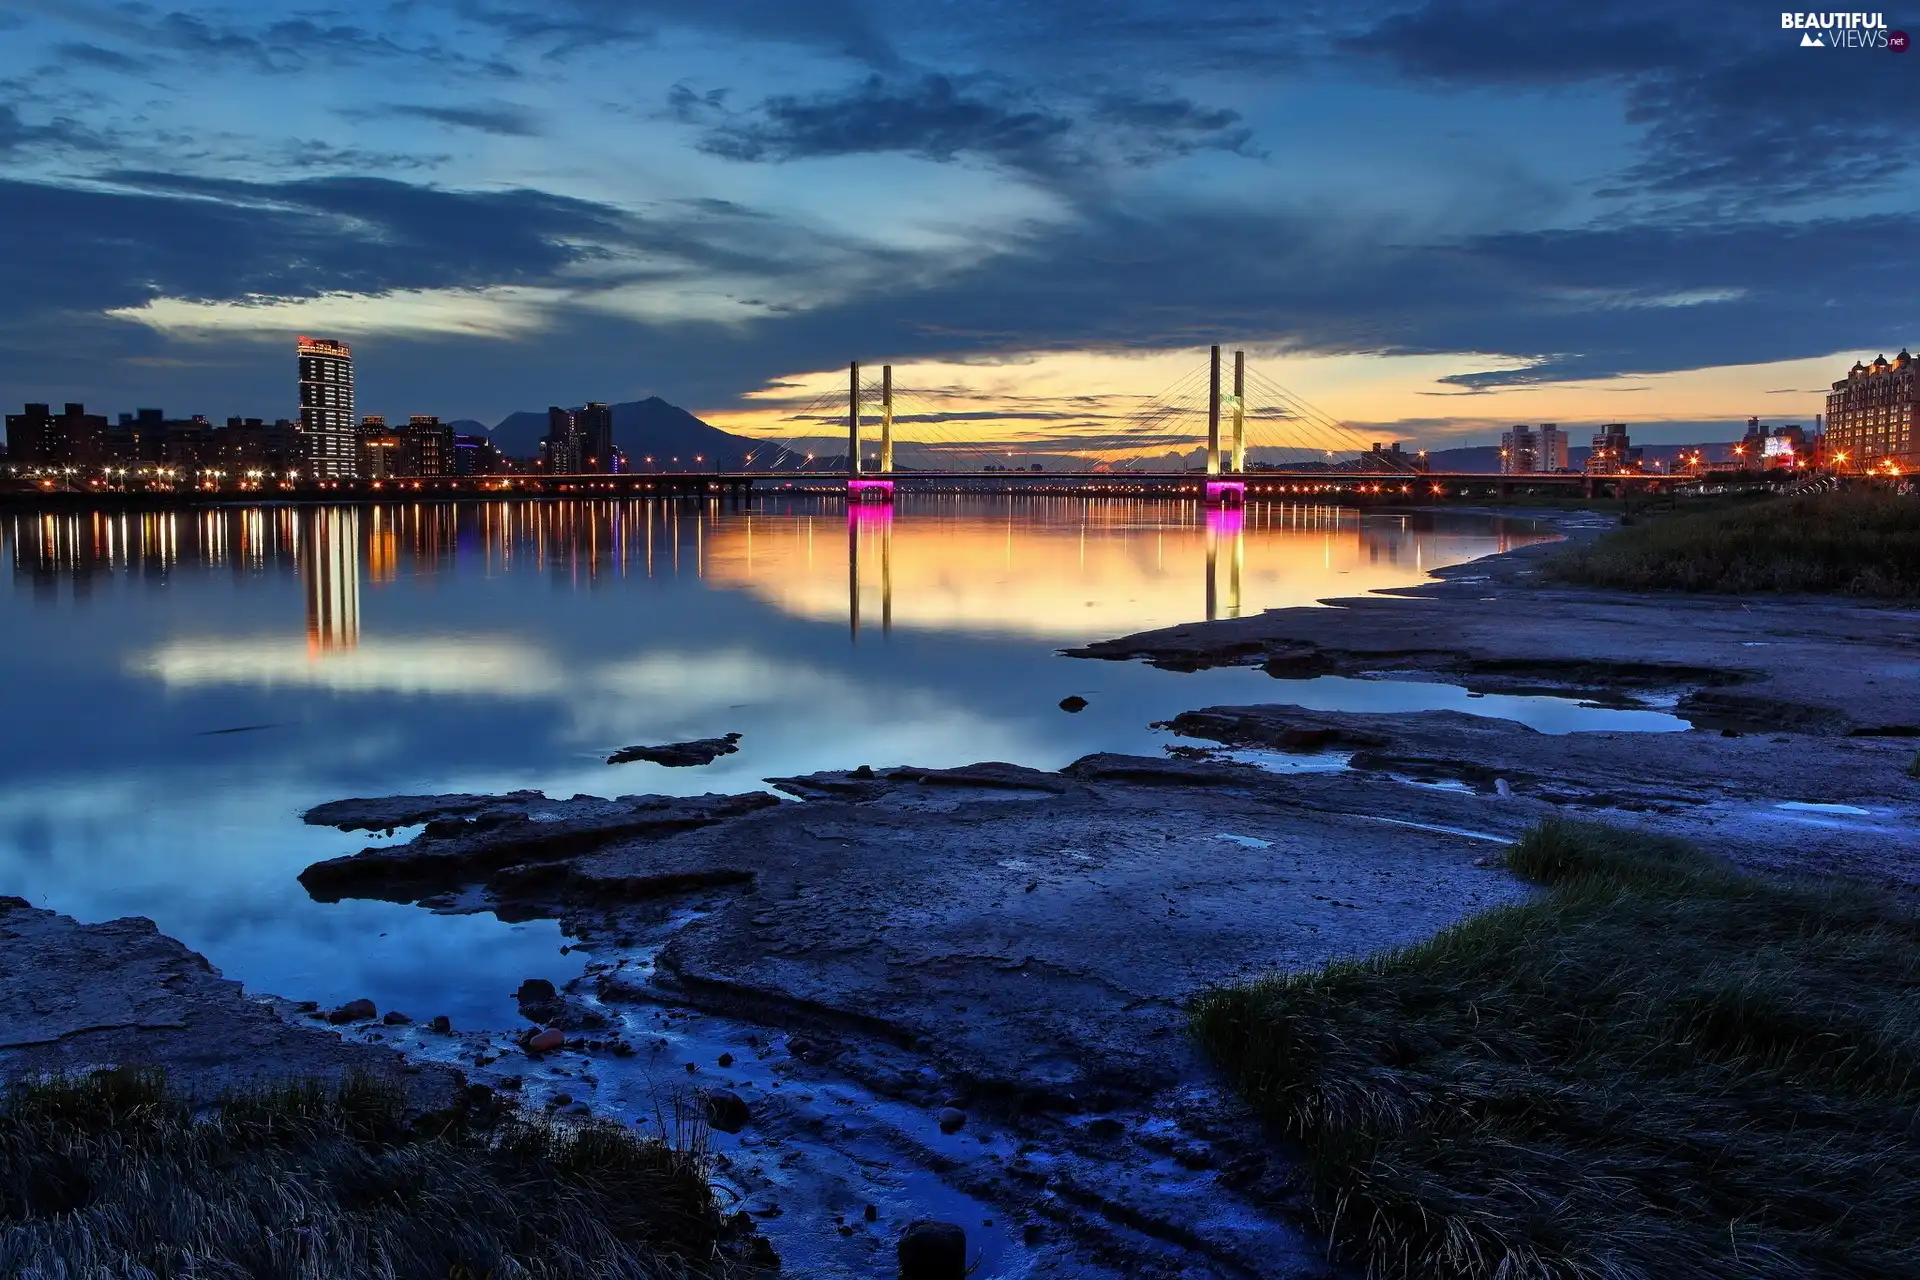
[130,636,567,695]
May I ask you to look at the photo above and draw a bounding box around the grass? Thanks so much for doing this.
[0,1070,737,1279]
[1192,820,1920,1280]
[1547,489,1920,597]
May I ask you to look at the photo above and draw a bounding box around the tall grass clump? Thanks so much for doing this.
[1193,819,1920,1279]
[1548,490,1920,596]
[0,1070,732,1279]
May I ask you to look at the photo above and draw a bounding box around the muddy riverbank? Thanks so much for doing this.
[9,508,1914,1278]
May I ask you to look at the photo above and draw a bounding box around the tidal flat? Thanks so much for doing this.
[6,499,1917,1278]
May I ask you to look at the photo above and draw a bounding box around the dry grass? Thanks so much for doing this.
[0,1070,737,1279]
[1192,820,1920,1279]
[1548,490,1920,597]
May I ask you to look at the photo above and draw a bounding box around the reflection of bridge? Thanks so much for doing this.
[844,503,1251,640]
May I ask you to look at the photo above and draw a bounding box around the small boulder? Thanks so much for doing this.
[1058,696,1088,713]
[717,1052,735,1067]
[852,764,875,779]
[704,1088,751,1134]
[526,1027,565,1053]
[936,1107,966,1134]
[428,1014,453,1033]
[381,1010,413,1026]
[897,1220,967,1280]
[326,998,377,1024]
[516,978,558,1004]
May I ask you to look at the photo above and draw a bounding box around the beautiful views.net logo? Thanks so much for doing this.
[1781,12,1909,48]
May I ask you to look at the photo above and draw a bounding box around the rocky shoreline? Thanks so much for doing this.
[6,508,1915,1279]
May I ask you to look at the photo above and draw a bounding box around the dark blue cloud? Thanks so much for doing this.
[344,102,541,137]
[685,74,1257,180]
[52,41,156,72]
[1345,0,1920,205]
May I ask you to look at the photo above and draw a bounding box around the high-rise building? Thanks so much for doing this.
[4,403,108,468]
[1586,424,1643,474]
[541,406,584,473]
[404,415,454,477]
[298,336,356,479]
[578,402,614,473]
[1500,425,1538,474]
[1538,424,1568,472]
[1825,350,1917,472]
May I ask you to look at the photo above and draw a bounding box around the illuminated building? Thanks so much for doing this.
[298,336,356,478]
[1500,426,1536,474]
[579,402,614,473]
[542,406,585,473]
[1585,424,1643,474]
[1825,350,1916,472]
[1499,425,1568,474]
[404,415,454,477]
[5,403,107,467]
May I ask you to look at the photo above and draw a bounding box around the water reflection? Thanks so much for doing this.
[8,499,1550,644]
[0,497,1564,1028]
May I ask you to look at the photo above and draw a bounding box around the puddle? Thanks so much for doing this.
[1269,675,1689,735]
[1215,748,1350,774]
[1348,815,1512,844]
[1215,833,1273,849]
[1774,801,1873,816]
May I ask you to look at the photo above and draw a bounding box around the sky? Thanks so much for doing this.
[1,0,1917,455]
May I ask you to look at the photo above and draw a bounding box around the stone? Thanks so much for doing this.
[381,1010,412,1025]
[428,1014,452,1033]
[527,1027,565,1053]
[897,1220,967,1279]
[864,1202,879,1222]
[704,1088,751,1133]
[551,1093,573,1106]
[326,998,376,1024]
[1058,695,1089,713]
[606,733,742,767]
[852,764,875,779]
[717,1052,734,1067]
[516,978,557,1003]
[936,1107,966,1134]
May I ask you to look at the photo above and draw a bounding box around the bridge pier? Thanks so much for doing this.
[846,359,895,503]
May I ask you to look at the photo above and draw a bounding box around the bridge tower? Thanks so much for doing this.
[847,359,894,503]
[1205,344,1247,508]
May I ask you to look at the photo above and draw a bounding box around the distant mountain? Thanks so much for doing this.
[481,398,763,466]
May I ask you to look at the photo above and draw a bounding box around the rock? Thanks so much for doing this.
[704,1088,751,1134]
[516,978,557,1003]
[566,1103,591,1116]
[1085,1116,1125,1140]
[526,1027,565,1053]
[381,1010,413,1025]
[864,1202,879,1222]
[428,1014,452,1033]
[1277,727,1337,750]
[607,733,742,767]
[852,764,875,779]
[551,1093,574,1106]
[936,1107,967,1134]
[745,1236,781,1268]
[326,998,377,1024]
[717,1052,734,1067]
[1058,696,1088,713]
[897,1220,967,1279]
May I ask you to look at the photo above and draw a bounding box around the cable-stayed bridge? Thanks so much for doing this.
[625,346,1676,504]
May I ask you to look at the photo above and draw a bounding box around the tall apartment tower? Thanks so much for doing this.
[542,406,584,473]
[297,336,356,478]
[1538,424,1569,472]
[1500,425,1538,474]
[578,402,614,473]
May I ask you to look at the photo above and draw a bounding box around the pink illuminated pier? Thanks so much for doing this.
[846,478,896,503]
[1204,479,1246,508]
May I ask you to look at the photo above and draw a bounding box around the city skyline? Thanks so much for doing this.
[0,2,1914,449]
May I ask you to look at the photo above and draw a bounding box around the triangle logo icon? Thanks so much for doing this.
[1800,31,1825,45]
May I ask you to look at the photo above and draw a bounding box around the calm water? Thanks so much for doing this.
[2,496,1625,1025]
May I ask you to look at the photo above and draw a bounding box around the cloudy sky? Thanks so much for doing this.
[1,0,1915,454]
